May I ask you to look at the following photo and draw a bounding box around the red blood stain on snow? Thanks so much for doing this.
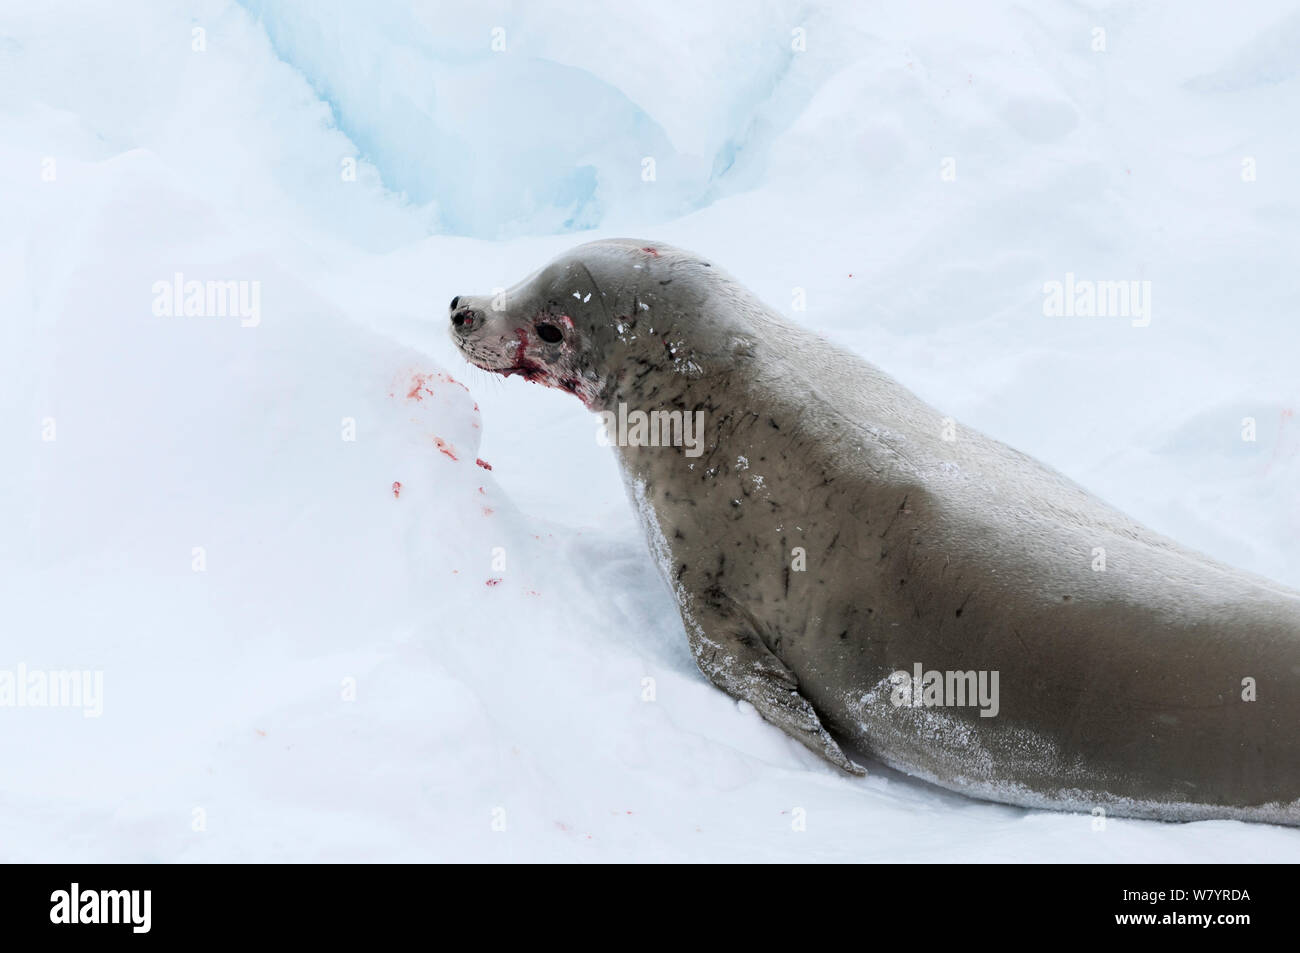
[641,246,660,257]
[476,458,492,470]
[481,507,494,516]
[485,578,502,586]
[392,481,402,498]
[407,371,473,401]
[525,590,540,596]
[437,371,469,393]
[407,374,433,401]
[477,486,485,494]
[434,437,458,461]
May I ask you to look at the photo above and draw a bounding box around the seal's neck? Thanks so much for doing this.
[596,282,780,414]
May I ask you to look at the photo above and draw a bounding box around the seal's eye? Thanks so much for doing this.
[536,323,563,343]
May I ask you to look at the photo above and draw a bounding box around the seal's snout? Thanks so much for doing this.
[450,301,478,334]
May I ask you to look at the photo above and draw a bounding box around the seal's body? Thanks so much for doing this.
[451,239,1300,824]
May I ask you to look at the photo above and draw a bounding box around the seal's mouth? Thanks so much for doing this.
[455,328,549,381]
[499,364,548,382]
[503,328,550,381]
[455,335,589,399]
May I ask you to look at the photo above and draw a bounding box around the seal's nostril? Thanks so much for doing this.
[452,312,465,328]
[451,309,475,331]
[450,296,460,311]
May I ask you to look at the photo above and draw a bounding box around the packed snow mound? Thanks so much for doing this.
[2,0,1299,860]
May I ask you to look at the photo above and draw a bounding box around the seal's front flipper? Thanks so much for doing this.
[685,606,867,777]
[747,667,868,776]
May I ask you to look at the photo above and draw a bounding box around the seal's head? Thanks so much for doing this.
[449,239,740,411]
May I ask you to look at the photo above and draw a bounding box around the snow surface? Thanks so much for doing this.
[2,0,1299,861]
